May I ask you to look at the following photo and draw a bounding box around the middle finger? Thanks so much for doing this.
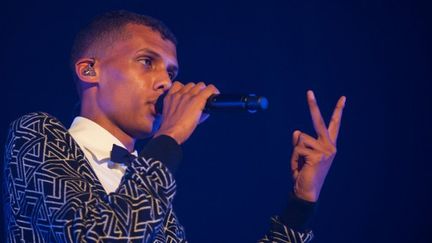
[307,90,330,140]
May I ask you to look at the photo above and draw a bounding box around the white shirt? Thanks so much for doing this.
[68,117,137,194]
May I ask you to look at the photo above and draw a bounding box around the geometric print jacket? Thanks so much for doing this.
[3,112,314,242]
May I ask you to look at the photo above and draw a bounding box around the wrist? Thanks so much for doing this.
[154,130,182,145]
[279,192,317,231]
[140,135,183,175]
[294,187,319,203]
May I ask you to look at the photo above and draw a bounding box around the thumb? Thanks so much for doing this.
[291,147,300,181]
[292,130,302,146]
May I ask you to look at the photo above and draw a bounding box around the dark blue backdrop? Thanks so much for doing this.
[1,0,431,242]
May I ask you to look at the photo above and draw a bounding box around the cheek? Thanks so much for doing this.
[99,65,152,113]
[97,81,133,117]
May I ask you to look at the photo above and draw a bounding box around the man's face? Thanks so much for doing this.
[95,24,178,139]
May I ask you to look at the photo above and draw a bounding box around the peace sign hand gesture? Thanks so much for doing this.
[291,90,346,202]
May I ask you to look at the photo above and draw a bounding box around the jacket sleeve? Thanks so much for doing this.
[3,112,186,242]
[258,191,316,242]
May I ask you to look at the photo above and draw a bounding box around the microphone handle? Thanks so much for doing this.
[205,94,268,113]
[156,94,269,114]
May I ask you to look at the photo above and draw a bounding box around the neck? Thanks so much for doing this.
[94,118,135,152]
[80,109,136,152]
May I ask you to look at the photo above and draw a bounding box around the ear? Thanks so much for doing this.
[75,58,99,83]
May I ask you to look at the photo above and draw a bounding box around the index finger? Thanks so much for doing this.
[167,81,183,95]
[197,84,220,99]
[195,84,220,108]
[307,90,330,140]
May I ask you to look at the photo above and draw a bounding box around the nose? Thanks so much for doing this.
[153,70,172,93]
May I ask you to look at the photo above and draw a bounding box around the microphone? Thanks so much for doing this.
[156,94,269,114]
[204,94,268,113]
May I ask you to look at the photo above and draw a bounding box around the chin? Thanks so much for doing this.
[131,115,161,139]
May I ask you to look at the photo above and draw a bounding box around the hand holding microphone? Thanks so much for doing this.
[153,81,219,144]
[153,81,268,144]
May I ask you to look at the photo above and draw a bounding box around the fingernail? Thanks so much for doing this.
[307,90,315,100]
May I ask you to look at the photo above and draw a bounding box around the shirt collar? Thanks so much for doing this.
[68,116,135,163]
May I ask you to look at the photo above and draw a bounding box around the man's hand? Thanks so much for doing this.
[154,81,219,144]
[291,90,346,202]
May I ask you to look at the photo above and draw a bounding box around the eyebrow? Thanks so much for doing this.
[136,48,179,75]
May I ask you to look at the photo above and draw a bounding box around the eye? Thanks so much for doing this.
[139,57,153,68]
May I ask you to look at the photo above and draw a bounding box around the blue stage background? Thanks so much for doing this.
[1,0,431,242]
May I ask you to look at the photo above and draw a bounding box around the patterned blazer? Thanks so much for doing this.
[3,112,314,242]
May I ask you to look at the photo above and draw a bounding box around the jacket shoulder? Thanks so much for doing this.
[11,111,63,125]
[6,112,72,158]
[9,111,68,135]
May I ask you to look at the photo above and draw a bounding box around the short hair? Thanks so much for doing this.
[70,10,177,98]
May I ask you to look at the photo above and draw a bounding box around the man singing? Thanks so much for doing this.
[3,10,346,242]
